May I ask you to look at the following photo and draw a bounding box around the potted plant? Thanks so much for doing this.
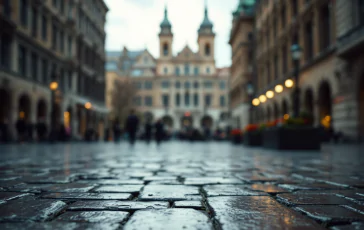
[262,115,321,150]
[231,129,243,144]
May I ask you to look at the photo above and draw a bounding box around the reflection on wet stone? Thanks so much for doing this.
[139,185,200,201]
[0,192,31,202]
[203,185,268,196]
[55,211,130,223]
[95,185,143,193]
[124,209,213,230]
[0,222,121,230]
[277,193,352,206]
[295,205,364,224]
[174,201,204,209]
[250,184,288,194]
[0,196,66,222]
[42,192,132,200]
[68,201,169,211]
[208,196,323,229]
[278,183,344,192]
[184,177,243,185]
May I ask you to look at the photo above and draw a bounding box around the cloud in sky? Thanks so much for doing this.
[104,0,238,68]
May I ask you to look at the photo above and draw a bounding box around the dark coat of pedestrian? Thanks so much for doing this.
[125,110,139,145]
[113,122,121,143]
[154,119,164,145]
[144,122,153,144]
[36,118,48,141]
[16,118,27,142]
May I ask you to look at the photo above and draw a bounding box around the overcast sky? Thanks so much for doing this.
[104,0,238,68]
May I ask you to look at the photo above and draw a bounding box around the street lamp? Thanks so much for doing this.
[290,43,302,118]
[246,81,255,124]
[49,69,59,141]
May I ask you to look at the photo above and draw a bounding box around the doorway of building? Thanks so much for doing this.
[318,81,332,128]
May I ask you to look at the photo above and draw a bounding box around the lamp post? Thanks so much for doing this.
[246,81,254,124]
[49,69,59,140]
[290,44,302,118]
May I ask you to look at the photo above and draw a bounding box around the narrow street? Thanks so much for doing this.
[0,142,363,229]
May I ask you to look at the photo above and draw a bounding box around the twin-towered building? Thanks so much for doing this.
[106,5,230,131]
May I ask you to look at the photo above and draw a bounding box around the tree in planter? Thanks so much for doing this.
[109,79,137,125]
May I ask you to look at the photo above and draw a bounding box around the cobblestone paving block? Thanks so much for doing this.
[0,222,120,230]
[55,211,130,223]
[235,172,278,183]
[203,185,268,197]
[0,179,24,190]
[250,184,288,194]
[343,203,364,214]
[21,174,76,184]
[278,182,345,192]
[94,185,144,193]
[85,179,145,185]
[173,201,204,209]
[123,209,213,230]
[42,192,132,200]
[0,192,31,202]
[143,176,177,181]
[0,196,66,222]
[184,177,244,185]
[277,193,352,206]
[330,222,364,230]
[207,196,324,229]
[295,205,364,224]
[121,171,155,178]
[148,180,183,185]
[139,185,200,201]
[334,190,364,202]
[68,200,169,211]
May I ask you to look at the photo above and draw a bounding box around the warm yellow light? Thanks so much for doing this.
[285,79,294,88]
[266,90,274,99]
[275,85,284,93]
[49,81,58,91]
[85,102,92,109]
[252,98,260,106]
[259,95,267,103]
[284,114,290,120]
[19,111,25,119]
[64,111,70,118]
[324,115,331,122]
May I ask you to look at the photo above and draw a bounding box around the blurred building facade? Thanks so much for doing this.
[229,0,364,140]
[229,0,256,129]
[105,6,230,131]
[0,0,109,140]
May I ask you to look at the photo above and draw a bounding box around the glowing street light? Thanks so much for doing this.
[252,98,260,106]
[275,84,283,93]
[285,79,294,88]
[259,95,267,103]
[49,81,58,91]
[85,102,92,109]
[266,90,274,99]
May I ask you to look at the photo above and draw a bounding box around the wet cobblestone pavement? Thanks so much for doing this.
[0,142,363,229]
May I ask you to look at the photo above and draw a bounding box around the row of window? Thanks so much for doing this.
[0,38,73,91]
[78,7,104,49]
[133,81,226,90]
[17,0,74,57]
[163,66,211,75]
[133,95,227,107]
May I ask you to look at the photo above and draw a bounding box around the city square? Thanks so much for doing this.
[1,0,364,229]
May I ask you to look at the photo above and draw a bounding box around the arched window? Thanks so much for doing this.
[163,43,169,56]
[205,44,211,56]
[194,93,199,106]
[175,93,181,107]
[185,92,190,106]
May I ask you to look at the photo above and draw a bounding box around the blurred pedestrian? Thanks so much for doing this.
[125,110,139,146]
[144,121,153,144]
[154,119,164,146]
[15,116,27,142]
[113,119,121,143]
[36,117,47,142]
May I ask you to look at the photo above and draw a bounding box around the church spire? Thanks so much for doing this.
[198,0,214,35]
[160,4,171,28]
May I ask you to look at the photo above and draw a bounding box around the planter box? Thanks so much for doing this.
[263,126,321,150]
[244,131,262,146]
[231,135,242,144]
